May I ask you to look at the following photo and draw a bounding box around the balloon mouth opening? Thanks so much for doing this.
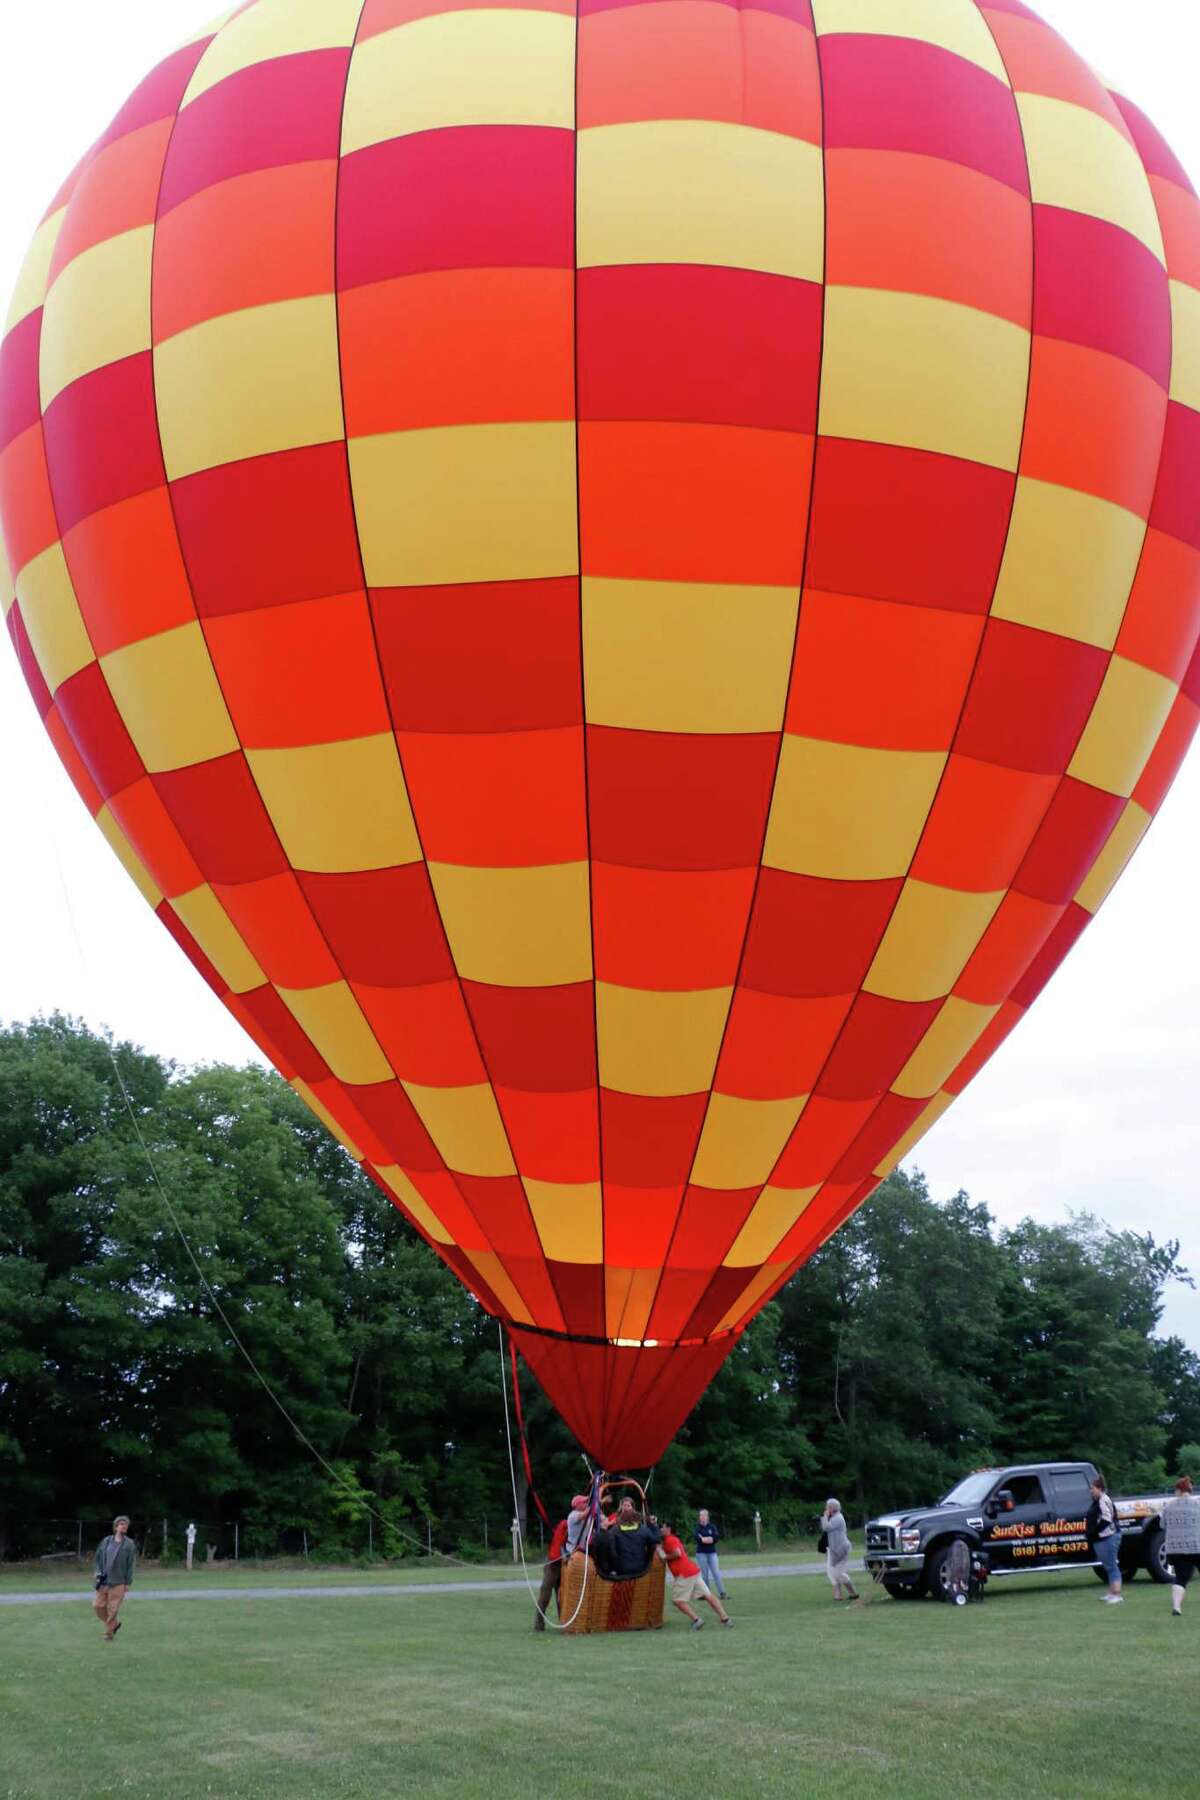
[506,1321,744,1468]
[505,1318,743,1352]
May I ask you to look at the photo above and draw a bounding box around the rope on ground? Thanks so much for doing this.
[498,1319,595,1630]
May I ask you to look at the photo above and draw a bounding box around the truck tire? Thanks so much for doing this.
[883,1578,926,1601]
[1143,1526,1173,1585]
[926,1541,970,1604]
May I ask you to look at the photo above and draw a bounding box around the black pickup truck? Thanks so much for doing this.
[864,1462,1174,1602]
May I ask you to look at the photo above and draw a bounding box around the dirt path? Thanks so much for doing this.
[0,1558,860,1606]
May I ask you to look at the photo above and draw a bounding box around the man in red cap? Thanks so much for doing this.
[564,1494,593,1558]
[534,1494,594,1631]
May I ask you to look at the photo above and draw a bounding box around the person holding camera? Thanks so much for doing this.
[92,1516,136,1641]
[821,1498,862,1604]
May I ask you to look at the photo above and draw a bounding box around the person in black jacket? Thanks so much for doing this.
[693,1509,728,1599]
[594,1497,662,1580]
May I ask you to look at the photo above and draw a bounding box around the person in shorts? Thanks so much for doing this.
[92,1516,136,1641]
[660,1521,733,1631]
[1164,1474,1200,1618]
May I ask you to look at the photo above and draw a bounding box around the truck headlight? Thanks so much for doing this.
[900,1529,922,1552]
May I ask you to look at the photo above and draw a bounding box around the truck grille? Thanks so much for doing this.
[866,1526,894,1551]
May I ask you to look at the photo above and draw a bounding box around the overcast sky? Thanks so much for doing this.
[2,1,1198,1351]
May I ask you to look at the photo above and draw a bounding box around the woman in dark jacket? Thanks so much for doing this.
[693,1509,727,1600]
[1086,1476,1123,1604]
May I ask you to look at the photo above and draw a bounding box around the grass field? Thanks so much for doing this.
[3,1565,1192,1799]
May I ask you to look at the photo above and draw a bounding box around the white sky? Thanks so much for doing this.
[1,1,1198,1351]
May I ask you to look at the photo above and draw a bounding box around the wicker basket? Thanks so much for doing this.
[560,1549,666,1633]
[559,1477,666,1634]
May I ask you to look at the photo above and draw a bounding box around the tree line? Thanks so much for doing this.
[2,1017,1197,1561]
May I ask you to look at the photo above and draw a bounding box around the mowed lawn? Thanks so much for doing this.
[2,1568,1192,1799]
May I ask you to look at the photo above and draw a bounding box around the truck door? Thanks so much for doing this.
[1045,1468,1096,1568]
[985,1473,1049,1571]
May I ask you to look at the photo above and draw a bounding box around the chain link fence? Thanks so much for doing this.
[12,1513,549,1568]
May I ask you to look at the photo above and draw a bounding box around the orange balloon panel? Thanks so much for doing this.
[3,0,1200,1469]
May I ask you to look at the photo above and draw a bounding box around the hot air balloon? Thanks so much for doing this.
[2,0,1198,1474]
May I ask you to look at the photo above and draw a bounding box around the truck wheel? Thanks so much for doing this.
[1143,1527,1173,1585]
[883,1579,926,1601]
[926,1542,968,1604]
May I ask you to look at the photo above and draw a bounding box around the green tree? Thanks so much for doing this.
[4,1016,1197,1560]
[1150,1336,1200,1471]
[0,1017,171,1554]
[992,1217,1186,1488]
[776,1170,1004,1518]
[0,1019,358,1553]
[662,1304,815,1526]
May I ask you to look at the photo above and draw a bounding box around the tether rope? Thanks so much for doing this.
[46,829,502,1574]
[498,1319,596,1630]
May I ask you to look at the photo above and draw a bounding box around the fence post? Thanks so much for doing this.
[511,1517,521,1563]
[426,1517,433,1558]
[303,1528,309,1562]
[483,1516,489,1552]
[368,1515,373,1558]
[77,1521,83,1560]
[162,1518,168,1561]
[754,1510,763,1552]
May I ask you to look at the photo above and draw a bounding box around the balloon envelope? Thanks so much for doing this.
[2,0,1199,1468]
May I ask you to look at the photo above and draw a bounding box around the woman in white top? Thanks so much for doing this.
[822,1499,861,1604]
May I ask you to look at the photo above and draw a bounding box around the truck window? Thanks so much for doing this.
[1050,1472,1092,1514]
[941,1473,999,1507]
[1004,1475,1046,1507]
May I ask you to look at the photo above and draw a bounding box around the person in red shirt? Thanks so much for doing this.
[660,1521,734,1631]
[533,1515,571,1631]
